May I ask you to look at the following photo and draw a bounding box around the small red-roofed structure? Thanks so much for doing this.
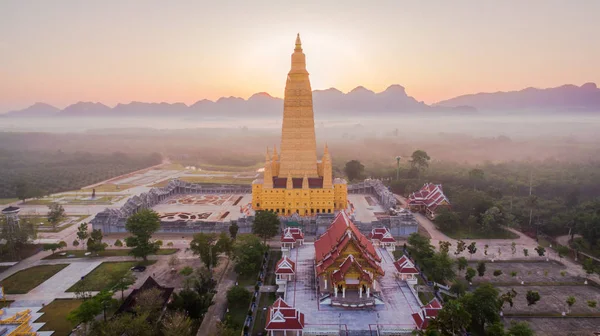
[407,183,450,219]
[369,227,396,251]
[411,298,442,330]
[265,298,305,336]
[281,227,305,254]
[393,255,419,284]
[275,255,296,281]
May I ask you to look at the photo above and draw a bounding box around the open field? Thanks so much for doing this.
[3,264,68,294]
[66,261,155,292]
[441,227,520,240]
[504,317,600,336]
[43,248,179,260]
[497,285,600,315]
[469,261,583,285]
[0,198,18,205]
[82,183,135,192]
[36,299,84,336]
[151,175,254,187]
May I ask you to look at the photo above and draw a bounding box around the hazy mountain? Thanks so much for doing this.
[4,85,474,118]
[4,102,60,117]
[436,82,600,112]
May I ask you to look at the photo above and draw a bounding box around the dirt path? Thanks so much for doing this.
[196,258,236,336]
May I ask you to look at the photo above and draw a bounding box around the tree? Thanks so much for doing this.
[511,242,517,256]
[344,160,365,181]
[229,221,239,239]
[523,248,529,257]
[477,261,486,277]
[465,267,476,282]
[77,222,89,249]
[168,269,216,320]
[507,321,534,336]
[454,240,466,256]
[135,287,164,322]
[556,245,569,260]
[461,283,500,334]
[161,310,193,336]
[14,180,31,203]
[87,229,107,254]
[525,290,540,306]
[125,209,161,261]
[438,241,451,254]
[114,239,123,247]
[582,258,596,279]
[534,246,546,257]
[410,150,430,179]
[434,209,460,232]
[168,255,179,268]
[467,242,477,259]
[232,235,267,276]
[428,299,470,335]
[73,239,79,247]
[565,296,576,313]
[468,168,484,191]
[227,286,251,306]
[484,244,489,256]
[427,252,456,284]
[47,203,65,231]
[252,210,279,244]
[68,291,115,333]
[457,257,468,274]
[449,280,468,298]
[587,300,597,308]
[0,216,36,261]
[499,288,518,310]
[407,233,435,267]
[113,271,136,300]
[485,322,506,336]
[43,243,61,254]
[527,195,539,228]
[215,232,233,257]
[190,233,219,269]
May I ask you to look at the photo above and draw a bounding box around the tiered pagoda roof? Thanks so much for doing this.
[265,298,305,331]
[315,211,384,276]
[331,254,373,283]
[411,298,442,329]
[393,255,419,275]
[281,227,304,243]
[408,183,450,211]
[370,227,396,243]
[275,255,296,275]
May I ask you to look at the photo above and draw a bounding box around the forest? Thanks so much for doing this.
[0,150,162,199]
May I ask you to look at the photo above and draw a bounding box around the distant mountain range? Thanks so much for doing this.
[436,82,600,112]
[4,82,600,118]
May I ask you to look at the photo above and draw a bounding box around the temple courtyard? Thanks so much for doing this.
[284,243,421,333]
[152,194,252,222]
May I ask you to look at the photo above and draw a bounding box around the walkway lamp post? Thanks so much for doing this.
[395,156,402,181]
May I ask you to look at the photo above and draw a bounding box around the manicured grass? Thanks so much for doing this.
[3,264,68,294]
[0,198,18,205]
[82,183,135,192]
[251,292,277,336]
[392,249,405,260]
[440,227,519,240]
[43,248,179,260]
[265,250,282,286]
[0,244,42,262]
[66,261,155,292]
[36,299,83,336]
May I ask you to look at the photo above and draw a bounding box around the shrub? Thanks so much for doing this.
[560,271,566,277]
[493,270,502,276]
[167,242,174,247]
[179,266,193,276]
[114,239,123,247]
[587,300,597,308]
[510,271,517,277]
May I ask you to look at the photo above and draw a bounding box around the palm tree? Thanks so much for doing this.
[527,195,538,228]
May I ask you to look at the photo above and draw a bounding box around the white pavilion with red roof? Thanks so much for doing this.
[407,183,450,219]
[369,227,396,251]
[411,298,442,330]
[264,298,305,336]
[393,255,419,284]
[280,227,304,256]
[315,211,385,307]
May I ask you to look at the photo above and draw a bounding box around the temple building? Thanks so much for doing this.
[407,183,450,219]
[315,212,384,307]
[252,34,347,216]
[264,298,305,336]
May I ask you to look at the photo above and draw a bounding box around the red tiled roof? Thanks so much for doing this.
[423,298,442,310]
[411,298,443,330]
[412,312,426,329]
[272,177,323,189]
[281,227,304,243]
[394,255,419,274]
[275,255,296,275]
[314,212,384,276]
[408,183,450,211]
[330,254,373,284]
[370,227,396,243]
[265,298,305,331]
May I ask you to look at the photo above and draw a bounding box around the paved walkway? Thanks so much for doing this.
[196,259,236,336]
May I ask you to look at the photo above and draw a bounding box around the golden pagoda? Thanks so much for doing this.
[252,34,347,216]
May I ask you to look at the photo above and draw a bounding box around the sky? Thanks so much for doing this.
[1,0,599,112]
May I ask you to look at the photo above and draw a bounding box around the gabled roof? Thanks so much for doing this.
[411,298,442,330]
[314,212,383,276]
[370,227,396,243]
[275,255,296,274]
[394,255,419,274]
[408,183,450,211]
[281,227,304,243]
[265,298,305,331]
[331,254,373,283]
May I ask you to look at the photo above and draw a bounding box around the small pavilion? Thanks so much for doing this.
[411,298,442,330]
[369,227,396,251]
[264,298,305,336]
[407,183,450,219]
[393,255,419,285]
[281,228,304,256]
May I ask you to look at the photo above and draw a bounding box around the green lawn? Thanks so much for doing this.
[392,249,405,260]
[66,261,155,292]
[265,250,282,286]
[440,227,519,240]
[0,198,18,205]
[35,299,83,336]
[251,292,276,336]
[0,244,42,262]
[43,248,179,260]
[3,264,68,294]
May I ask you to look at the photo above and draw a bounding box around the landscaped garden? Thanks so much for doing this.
[43,248,179,260]
[66,261,155,292]
[35,299,84,336]
[3,264,68,294]
[0,244,42,262]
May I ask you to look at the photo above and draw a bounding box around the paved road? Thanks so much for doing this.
[196,259,236,336]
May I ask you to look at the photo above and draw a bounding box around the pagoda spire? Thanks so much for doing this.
[272,145,278,160]
[286,172,294,189]
[265,147,271,162]
[295,33,302,51]
[302,173,309,189]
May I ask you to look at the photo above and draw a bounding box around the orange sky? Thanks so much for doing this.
[1,1,599,111]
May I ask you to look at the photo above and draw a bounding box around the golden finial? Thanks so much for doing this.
[295,33,302,51]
